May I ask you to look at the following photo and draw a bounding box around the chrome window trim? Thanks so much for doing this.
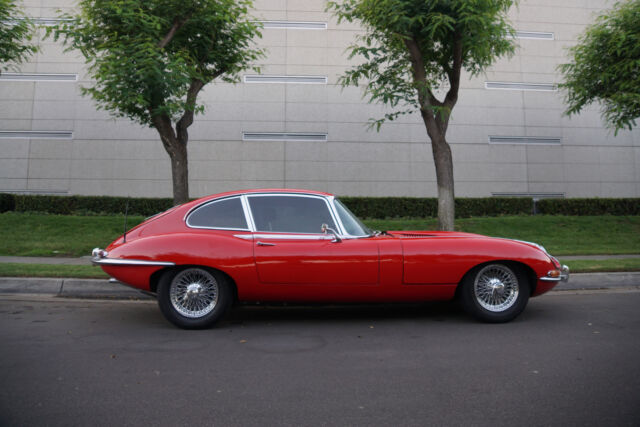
[240,195,256,231]
[185,195,251,231]
[328,196,374,238]
[246,193,342,235]
[327,195,348,236]
[236,233,334,241]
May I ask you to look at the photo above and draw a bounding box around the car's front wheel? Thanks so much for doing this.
[157,267,232,329]
[459,263,530,323]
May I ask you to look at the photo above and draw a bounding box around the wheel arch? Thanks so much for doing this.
[149,265,239,303]
[455,259,538,299]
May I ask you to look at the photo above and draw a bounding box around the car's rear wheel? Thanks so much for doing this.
[459,262,530,323]
[157,267,232,329]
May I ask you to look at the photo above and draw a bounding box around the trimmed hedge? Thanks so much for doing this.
[13,195,174,216]
[1,193,638,218]
[537,198,640,216]
[0,193,15,213]
[341,197,533,218]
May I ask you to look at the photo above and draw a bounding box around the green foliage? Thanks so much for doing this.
[46,0,263,126]
[327,0,516,127]
[537,198,640,216]
[560,0,640,133]
[4,194,639,218]
[0,193,15,212]
[14,195,173,216]
[0,0,39,71]
[340,197,532,218]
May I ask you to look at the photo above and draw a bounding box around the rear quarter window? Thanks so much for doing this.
[187,197,248,230]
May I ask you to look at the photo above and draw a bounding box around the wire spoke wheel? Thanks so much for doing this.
[473,264,519,312]
[169,268,219,318]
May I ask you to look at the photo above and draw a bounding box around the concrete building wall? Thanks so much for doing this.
[1,0,638,198]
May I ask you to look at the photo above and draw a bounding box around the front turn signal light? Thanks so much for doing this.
[547,269,561,278]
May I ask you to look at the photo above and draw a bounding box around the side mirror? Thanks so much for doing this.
[321,223,342,243]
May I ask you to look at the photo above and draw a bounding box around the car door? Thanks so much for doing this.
[247,194,379,285]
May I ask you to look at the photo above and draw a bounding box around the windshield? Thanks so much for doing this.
[334,199,372,237]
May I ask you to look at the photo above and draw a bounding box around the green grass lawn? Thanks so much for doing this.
[0,263,108,279]
[0,212,145,257]
[366,215,640,256]
[0,212,638,258]
[557,258,640,273]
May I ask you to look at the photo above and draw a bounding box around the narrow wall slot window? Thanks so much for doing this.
[489,136,561,145]
[515,31,554,40]
[0,73,78,82]
[485,82,557,91]
[492,192,565,198]
[0,131,73,139]
[244,75,327,84]
[242,132,327,142]
[260,21,327,30]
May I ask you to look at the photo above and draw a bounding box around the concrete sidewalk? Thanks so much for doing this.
[0,272,639,300]
[0,277,153,299]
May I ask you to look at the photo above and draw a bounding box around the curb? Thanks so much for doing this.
[556,272,640,290]
[1,272,639,300]
[0,277,153,300]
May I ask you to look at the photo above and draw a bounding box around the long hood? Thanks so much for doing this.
[387,230,485,238]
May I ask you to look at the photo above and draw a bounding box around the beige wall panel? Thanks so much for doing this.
[0,82,36,101]
[285,161,327,181]
[0,101,33,120]
[0,139,29,158]
[0,0,637,198]
[28,139,70,159]
[26,178,68,191]
[27,159,69,179]
[286,141,328,161]
[0,158,28,178]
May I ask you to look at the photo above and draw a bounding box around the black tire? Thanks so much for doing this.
[157,267,232,329]
[459,262,530,323]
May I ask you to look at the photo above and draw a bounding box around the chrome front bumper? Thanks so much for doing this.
[540,264,570,282]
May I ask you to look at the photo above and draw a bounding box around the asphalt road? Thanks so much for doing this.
[1,290,639,427]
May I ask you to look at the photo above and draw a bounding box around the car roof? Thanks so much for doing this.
[189,188,334,206]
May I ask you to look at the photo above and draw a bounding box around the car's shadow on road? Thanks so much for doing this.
[220,301,471,326]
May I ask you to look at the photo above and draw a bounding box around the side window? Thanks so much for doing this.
[248,195,337,233]
[187,197,248,230]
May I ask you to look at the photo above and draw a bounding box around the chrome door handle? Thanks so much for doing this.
[256,241,276,246]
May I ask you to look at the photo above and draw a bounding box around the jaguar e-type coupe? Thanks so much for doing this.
[92,189,569,329]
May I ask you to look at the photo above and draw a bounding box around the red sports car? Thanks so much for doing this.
[92,189,569,328]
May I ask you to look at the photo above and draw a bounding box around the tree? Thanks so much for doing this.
[0,0,38,72]
[560,0,640,134]
[328,0,516,230]
[48,0,263,204]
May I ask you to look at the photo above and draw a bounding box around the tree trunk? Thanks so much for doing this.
[151,114,190,206]
[419,109,455,231]
[169,142,189,206]
[431,135,455,231]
